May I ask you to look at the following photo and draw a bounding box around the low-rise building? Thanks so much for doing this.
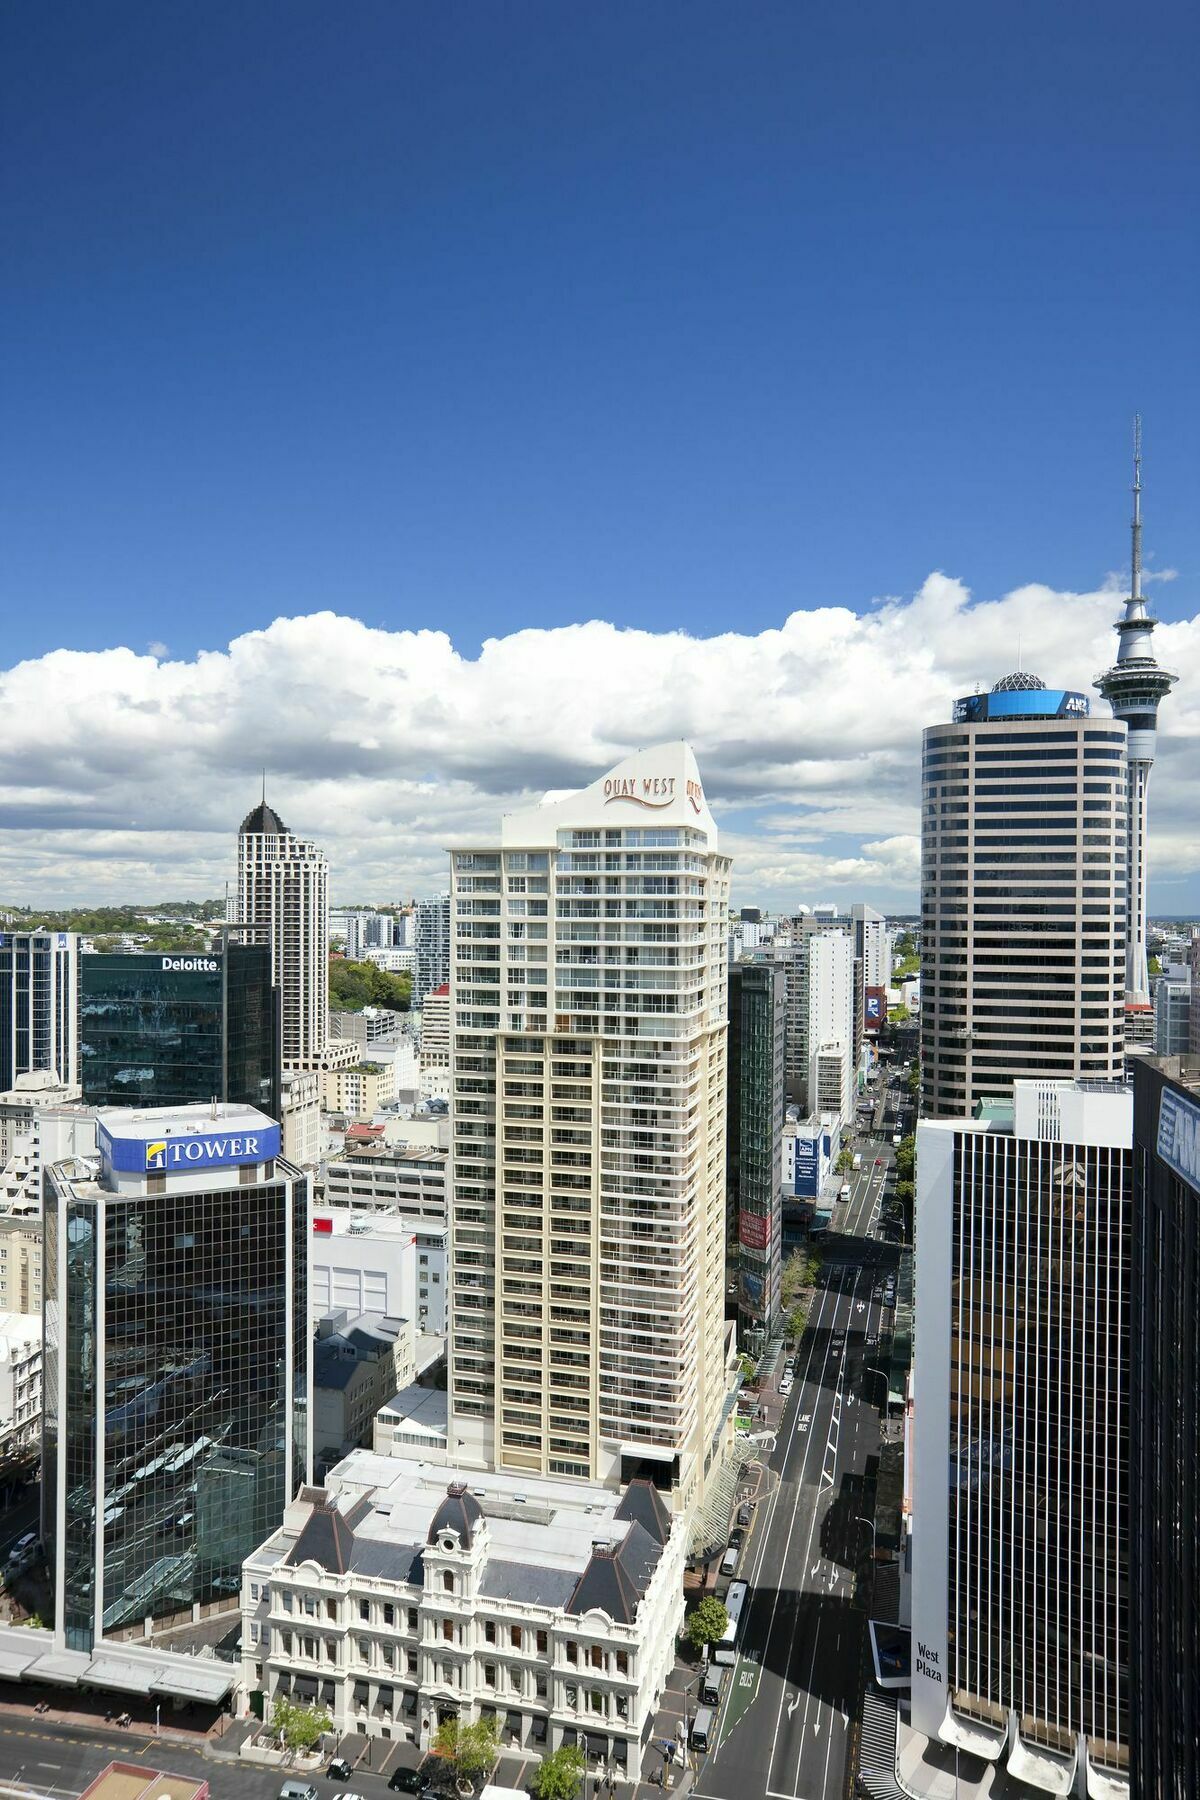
[281,1068,322,1168]
[320,1144,448,1222]
[239,1456,686,1768]
[311,1211,448,1336]
[330,1007,406,1050]
[0,1213,43,1315]
[0,1310,41,1454]
[313,1312,415,1466]
[322,1061,397,1120]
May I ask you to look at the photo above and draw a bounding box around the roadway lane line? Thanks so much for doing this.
[788,1269,863,1794]
[758,1268,853,1781]
[765,1265,862,1796]
[707,1268,850,1778]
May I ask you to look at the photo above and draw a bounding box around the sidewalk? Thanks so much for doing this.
[0,1688,240,1759]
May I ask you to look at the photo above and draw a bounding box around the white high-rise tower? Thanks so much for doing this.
[1096,417,1177,1009]
[447,742,736,1510]
[237,799,329,1072]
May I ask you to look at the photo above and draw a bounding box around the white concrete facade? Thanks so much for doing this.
[448,743,737,1504]
[240,1454,687,1768]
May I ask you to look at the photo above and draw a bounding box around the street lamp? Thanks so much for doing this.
[855,1515,877,1555]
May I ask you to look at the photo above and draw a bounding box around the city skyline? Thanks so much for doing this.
[1,565,1197,912]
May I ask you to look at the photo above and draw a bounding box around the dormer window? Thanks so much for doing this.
[443,1536,456,1552]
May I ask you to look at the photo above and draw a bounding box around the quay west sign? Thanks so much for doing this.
[602,773,705,814]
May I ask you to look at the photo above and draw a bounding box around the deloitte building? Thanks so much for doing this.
[80,943,279,1118]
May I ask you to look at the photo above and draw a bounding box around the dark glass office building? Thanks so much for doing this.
[0,929,78,1089]
[43,1105,309,1650]
[727,963,785,1347]
[80,944,279,1118]
[1131,1054,1200,1800]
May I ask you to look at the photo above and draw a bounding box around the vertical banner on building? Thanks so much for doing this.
[865,986,886,1034]
[738,1210,770,1252]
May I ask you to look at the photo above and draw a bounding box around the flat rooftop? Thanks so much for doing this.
[80,1764,205,1800]
[95,1102,274,1141]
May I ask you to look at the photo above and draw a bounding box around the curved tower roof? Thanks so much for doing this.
[239,799,290,836]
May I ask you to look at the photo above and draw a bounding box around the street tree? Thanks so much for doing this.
[431,1716,501,1792]
[686,1595,729,1653]
[531,1745,587,1800]
[270,1695,331,1751]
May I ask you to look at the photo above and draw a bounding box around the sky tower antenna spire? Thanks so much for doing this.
[1131,411,1142,603]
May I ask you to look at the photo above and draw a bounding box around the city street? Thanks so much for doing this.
[695,1103,903,1800]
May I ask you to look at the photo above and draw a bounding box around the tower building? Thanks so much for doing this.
[414,894,451,1009]
[912,1079,1133,1794]
[1095,419,1176,1012]
[920,674,1127,1118]
[80,940,279,1116]
[237,801,329,1072]
[447,743,736,1508]
[0,930,79,1090]
[727,962,785,1352]
[1130,1054,1200,1800]
[43,1104,309,1653]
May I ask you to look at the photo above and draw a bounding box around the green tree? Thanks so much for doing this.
[328,956,413,1014]
[270,1694,331,1751]
[431,1716,500,1788]
[893,1136,915,1182]
[686,1596,730,1653]
[907,1062,921,1097]
[834,1148,855,1175]
[531,1744,587,1800]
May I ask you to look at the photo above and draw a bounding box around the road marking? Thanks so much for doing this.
[786,1692,798,1719]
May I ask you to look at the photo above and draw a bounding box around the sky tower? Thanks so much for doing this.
[1095,417,1176,1010]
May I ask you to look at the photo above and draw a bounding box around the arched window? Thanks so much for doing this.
[442,1570,454,1593]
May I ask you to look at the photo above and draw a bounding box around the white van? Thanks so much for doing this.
[690,1706,715,1752]
[720,1544,740,1576]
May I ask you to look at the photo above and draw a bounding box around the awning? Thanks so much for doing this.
[150,1661,234,1704]
[0,1645,38,1681]
[27,1649,92,1686]
[85,1654,158,1695]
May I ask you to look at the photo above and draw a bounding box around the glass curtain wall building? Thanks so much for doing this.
[43,1105,309,1651]
[0,930,79,1089]
[912,1080,1132,1793]
[80,943,279,1117]
[1130,1055,1200,1800]
[727,963,784,1349]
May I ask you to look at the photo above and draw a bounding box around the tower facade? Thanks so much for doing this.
[447,743,735,1508]
[912,1079,1133,1791]
[1095,420,1176,1008]
[727,962,785,1350]
[0,930,79,1090]
[43,1104,309,1651]
[414,894,451,1009]
[237,801,329,1072]
[920,675,1127,1118]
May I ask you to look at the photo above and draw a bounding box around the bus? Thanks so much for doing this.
[721,1579,749,1647]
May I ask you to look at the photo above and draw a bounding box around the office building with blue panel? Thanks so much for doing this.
[43,1104,310,1654]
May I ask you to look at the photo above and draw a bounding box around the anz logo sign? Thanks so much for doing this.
[1158,1088,1200,1194]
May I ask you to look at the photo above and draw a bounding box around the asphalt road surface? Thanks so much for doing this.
[695,1120,901,1800]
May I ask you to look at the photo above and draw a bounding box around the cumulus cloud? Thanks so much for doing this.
[5,573,1198,909]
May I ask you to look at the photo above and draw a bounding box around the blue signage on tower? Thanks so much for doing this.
[98,1118,281,1175]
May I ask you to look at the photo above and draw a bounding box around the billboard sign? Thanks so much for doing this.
[952,687,1090,724]
[865,986,886,1031]
[100,1119,280,1175]
[738,1210,770,1252]
[794,1141,819,1197]
[1158,1086,1200,1194]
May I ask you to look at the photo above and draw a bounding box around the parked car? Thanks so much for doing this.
[736,1504,752,1528]
[387,1769,431,1795]
[327,1763,353,1783]
[728,1528,744,1550]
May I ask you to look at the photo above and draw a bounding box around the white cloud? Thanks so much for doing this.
[5,573,1198,910]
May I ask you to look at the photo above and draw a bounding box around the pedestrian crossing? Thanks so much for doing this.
[856,1685,905,1799]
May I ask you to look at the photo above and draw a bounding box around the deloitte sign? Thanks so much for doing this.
[99,1117,281,1175]
[160,956,219,973]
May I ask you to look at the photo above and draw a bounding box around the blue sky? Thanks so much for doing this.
[1,3,1197,909]
[3,1,1197,661]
